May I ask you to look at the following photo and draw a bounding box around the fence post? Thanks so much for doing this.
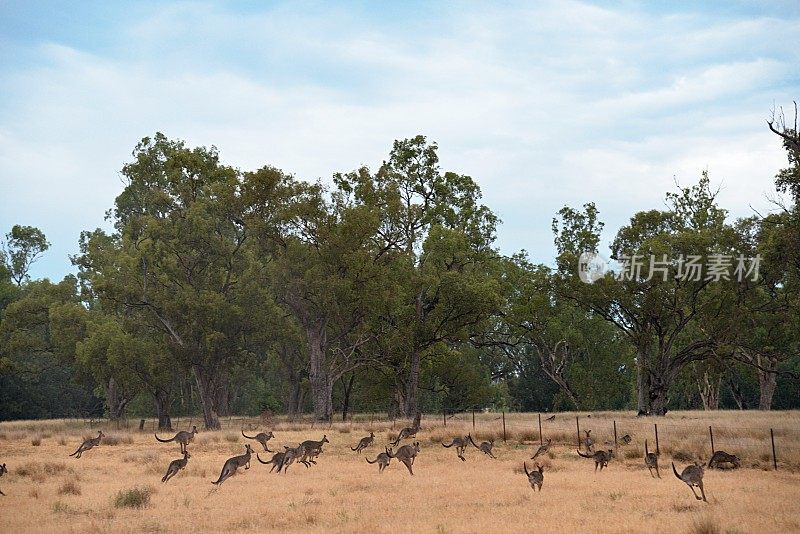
[654,423,660,455]
[443,410,446,428]
[538,413,543,446]
[771,428,777,470]
[613,420,617,449]
[472,409,476,430]
[709,425,715,455]
[502,411,507,442]
[576,416,581,451]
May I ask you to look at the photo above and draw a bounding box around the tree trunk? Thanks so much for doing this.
[287,374,302,417]
[154,389,173,431]
[341,374,355,422]
[308,324,333,421]
[403,348,421,417]
[758,369,777,410]
[105,377,131,421]
[728,378,747,410]
[388,377,406,418]
[696,371,721,410]
[193,365,221,430]
[635,353,650,414]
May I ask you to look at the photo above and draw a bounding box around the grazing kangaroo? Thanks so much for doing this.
[69,431,104,459]
[211,444,253,485]
[442,434,471,461]
[155,426,197,453]
[577,448,613,471]
[366,447,393,473]
[708,450,740,469]
[161,451,190,483]
[583,430,594,452]
[468,435,497,459]
[256,451,286,473]
[523,462,544,491]
[241,429,274,452]
[644,440,660,478]
[531,439,552,460]
[391,412,422,446]
[672,462,707,502]
[388,441,420,475]
[0,463,6,496]
[620,434,632,445]
[351,432,375,453]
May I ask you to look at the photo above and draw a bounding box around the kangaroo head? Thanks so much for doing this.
[98,431,105,438]
[369,432,374,438]
[191,426,198,434]
[608,449,614,457]
[0,463,6,475]
[322,435,329,443]
[245,444,253,453]
[266,431,274,439]
[585,430,591,437]
[386,446,393,455]
[413,441,420,452]
[537,463,544,473]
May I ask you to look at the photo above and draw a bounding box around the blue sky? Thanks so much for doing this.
[1,1,798,281]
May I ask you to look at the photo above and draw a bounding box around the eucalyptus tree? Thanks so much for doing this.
[1,225,50,286]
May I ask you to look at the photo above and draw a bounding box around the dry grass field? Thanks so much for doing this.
[1,410,799,533]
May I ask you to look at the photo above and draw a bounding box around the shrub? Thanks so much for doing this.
[31,436,42,446]
[113,487,153,509]
[58,480,81,496]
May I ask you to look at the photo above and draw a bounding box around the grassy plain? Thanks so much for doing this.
[1,410,799,533]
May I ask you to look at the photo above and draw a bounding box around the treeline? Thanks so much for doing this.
[1,113,799,428]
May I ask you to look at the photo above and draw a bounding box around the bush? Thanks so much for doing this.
[58,480,81,496]
[113,487,152,509]
[31,436,42,446]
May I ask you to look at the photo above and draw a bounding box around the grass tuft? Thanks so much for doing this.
[113,486,153,509]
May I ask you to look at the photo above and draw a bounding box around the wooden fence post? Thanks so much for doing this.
[472,409,476,429]
[502,411,507,442]
[654,423,660,455]
[443,410,446,427]
[771,428,777,470]
[538,413,543,446]
[709,425,715,455]
[613,420,618,449]
[576,416,581,450]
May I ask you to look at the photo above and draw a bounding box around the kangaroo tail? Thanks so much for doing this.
[256,453,270,465]
[523,462,530,476]
[69,448,80,457]
[576,449,592,458]
[468,435,480,449]
[672,462,682,480]
[442,440,455,448]
[242,430,257,440]
[350,445,359,451]
[645,439,649,456]
[154,433,172,443]
[366,457,378,464]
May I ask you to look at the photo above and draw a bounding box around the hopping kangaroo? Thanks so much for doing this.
[531,439,552,460]
[644,440,660,478]
[161,451,190,483]
[366,447,393,473]
[468,435,497,459]
[672,462,707,502]
[351,432,375,453]
[256,451,286,473]
[155,426,197,453]
[69,431,104,459]
[391,412,422,446]
[708,450,740,469]
[211,444,253,485]
[577,448,613,471]
[278,444,307,473]
[241,429,274,452]
[298,435,329,466]
[442,434,471,461]
[523,462,544,491]
[583,430,594,452]
[388,441,421,475]
[0,463,6,496]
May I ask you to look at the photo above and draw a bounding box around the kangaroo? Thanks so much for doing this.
[278,444,307,473]
[390,412,422,446]
[241,429,274,452]
[523,462,544,491]
[645,439,660,478]
[351,432,375,453]
[366,447,393,473]
[297,435,329,466]
[672,462,707,502]
[0,463,6,496]
[69,431,104,459]
[583,430,594,452]
[161,451,190,483]
[577,448,613,471]
[442,434,471,461]
[388,441,420,475]
[531,439,552,460]
[256,451,286,473]
[620,434,632,445]
[708,450,740,469]
[545,415,556,421]
[211,444,253,485]
[155,426,197,453]
[468,435,497,459]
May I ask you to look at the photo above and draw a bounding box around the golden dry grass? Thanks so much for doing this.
[0,410,799,533]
